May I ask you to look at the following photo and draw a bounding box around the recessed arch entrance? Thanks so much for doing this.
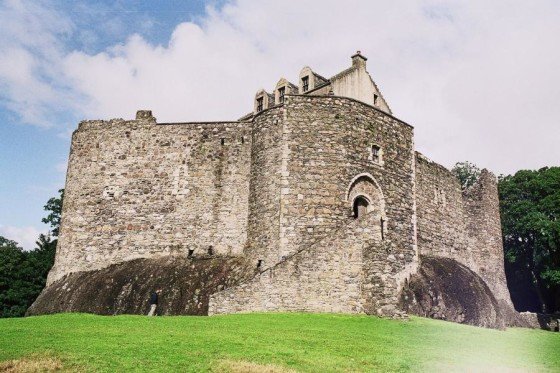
[346,173,387,237]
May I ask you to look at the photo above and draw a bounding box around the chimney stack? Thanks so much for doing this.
[351,50,367,68]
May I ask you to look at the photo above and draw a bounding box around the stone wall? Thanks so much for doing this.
[48,117,252,285]
[279,95,418,301]
[463,170,512,307]
[245,106,285,269]
[209,214,379,315]
[415,153,470,261]
[210,95,418,316]
[414,153,513,309]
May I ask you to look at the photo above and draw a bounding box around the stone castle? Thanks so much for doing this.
[29,52,518,327]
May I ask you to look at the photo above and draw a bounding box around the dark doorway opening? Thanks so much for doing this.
[353,196,369,219]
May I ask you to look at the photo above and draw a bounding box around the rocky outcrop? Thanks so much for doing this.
[399,256,509,329]
[27,257,254,316]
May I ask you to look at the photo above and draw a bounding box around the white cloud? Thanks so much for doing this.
[0,224,46,251]
[1,0,559,174]
[0,0,76,127]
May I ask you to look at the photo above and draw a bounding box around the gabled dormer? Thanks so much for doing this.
[254,89,273,114]
[274,78,298,105]
[298,67,328,94]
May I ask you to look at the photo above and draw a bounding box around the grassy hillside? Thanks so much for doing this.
[0,313,558,372]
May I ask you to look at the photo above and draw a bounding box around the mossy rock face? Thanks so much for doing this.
[27,257,255,316]
[399,256,507,329]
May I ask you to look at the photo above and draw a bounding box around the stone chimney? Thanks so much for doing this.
[351,51,367,68]
[136,110,155,121]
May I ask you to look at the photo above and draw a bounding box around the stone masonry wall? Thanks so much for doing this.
[48,117,251,284]
[209,214,380,315]
[414,153,513,309]
[415,153,470,261]
[210,95,419,316]
[244,106,285,269]
[463,170,513,307]
[278,95,418,303]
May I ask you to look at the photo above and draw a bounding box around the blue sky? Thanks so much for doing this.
[1,0,559,249]
[0,0,222,248]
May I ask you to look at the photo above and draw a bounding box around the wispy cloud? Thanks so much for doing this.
[0,0,559,174]
[0,224,46,251]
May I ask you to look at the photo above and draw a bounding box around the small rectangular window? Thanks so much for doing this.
[302,76,309,92]
[278,87,285,104]
[256,97,263,112]
[372,145,381,163]
[373,94,378,105]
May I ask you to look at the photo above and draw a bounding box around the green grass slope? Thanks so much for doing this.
[0,313,558,372]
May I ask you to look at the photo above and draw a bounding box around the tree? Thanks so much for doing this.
[0,237,31,317]
[42,189,64,237]
[0,235,58,318]
[0,189,62,317]
[451,161,481,190]
[498,167,560,313]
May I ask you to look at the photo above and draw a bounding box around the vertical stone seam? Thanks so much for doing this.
[279,103,290,260]
[411,133,419,264]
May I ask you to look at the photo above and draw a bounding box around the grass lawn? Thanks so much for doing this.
[0,313,559,372]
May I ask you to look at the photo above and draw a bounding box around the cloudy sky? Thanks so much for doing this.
[1,0,559,249]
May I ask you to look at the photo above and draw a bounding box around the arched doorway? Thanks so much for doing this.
[346,173,387,239]
[353,196,370,219]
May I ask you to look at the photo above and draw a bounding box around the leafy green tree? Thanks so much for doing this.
[0,189,62,317]
[499,167,560,313]
[0,237,31,317]
[451,161,481,190]
[42,189,64,237]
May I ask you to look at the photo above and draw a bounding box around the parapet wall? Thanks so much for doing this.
[48,117,252,284]
[414,153,513,308]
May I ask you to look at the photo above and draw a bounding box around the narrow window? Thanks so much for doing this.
[208,246,213,255]
[256,96,264,112]
[278,87,285,104]
[221,138,225,146]
[241,136,245,144]
[371,145,381,163]
[381,218,385,240]
[302,76,309,92]
[188,249,194,258]
[257,259,263,269]
[373,94,379,105]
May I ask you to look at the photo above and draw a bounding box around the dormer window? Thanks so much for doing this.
[256,97,264,112]
[371,145,381,164]
[302,76,309,92]
[373,94,378,106]
[278,87,285,104]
